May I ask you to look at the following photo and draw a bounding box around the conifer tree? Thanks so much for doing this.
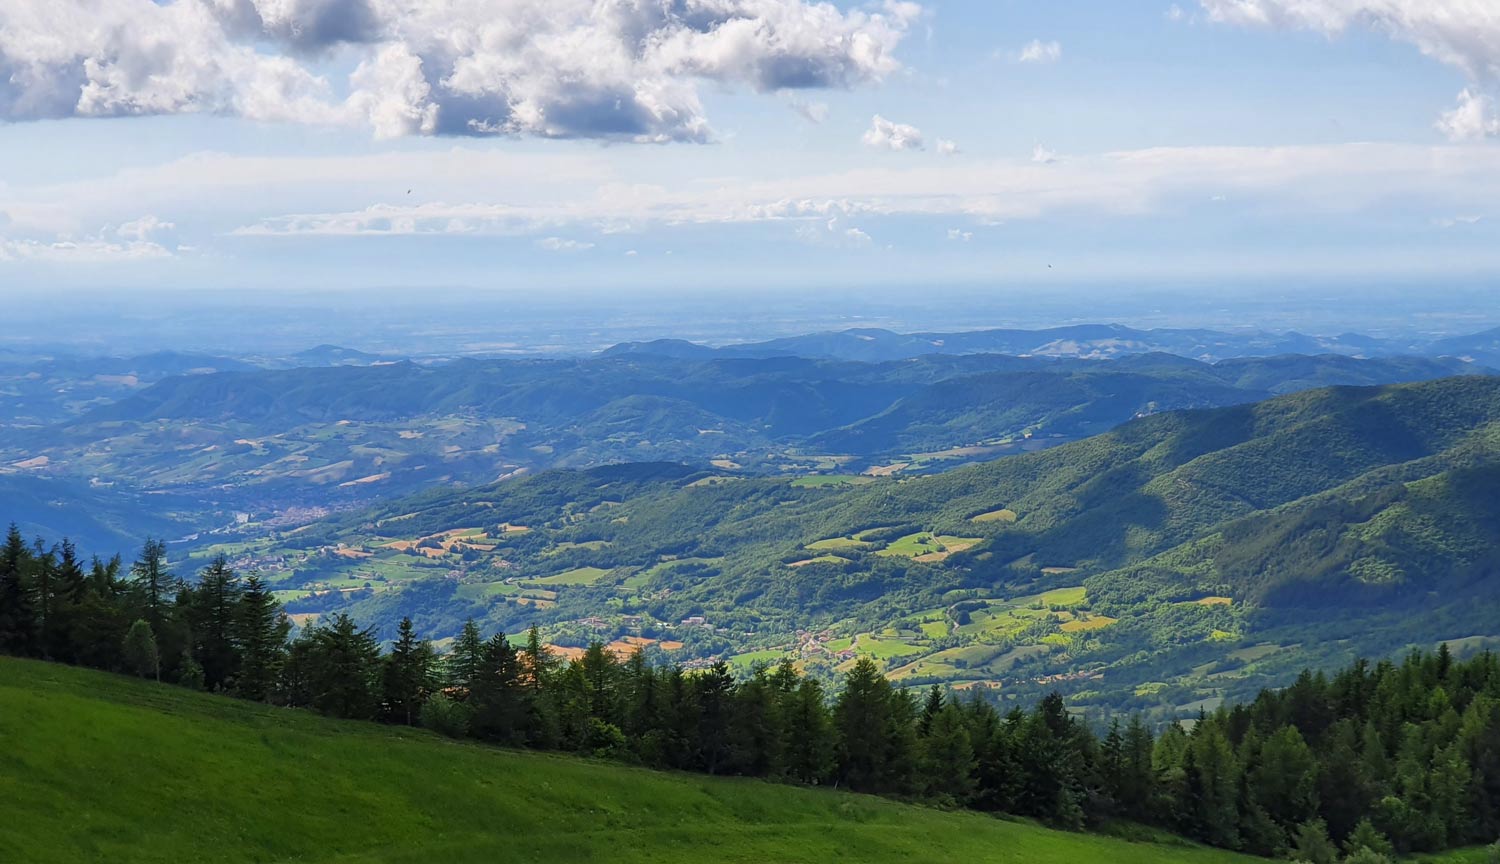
[188,555,242,691]
[921,700,977,803]
[382,617,434,725]
[447,618,485,696]
[834,657,895,792]
[234,574,288,702]
[302,613,381,720]
[129,538,174,630]
[0,524,37,656]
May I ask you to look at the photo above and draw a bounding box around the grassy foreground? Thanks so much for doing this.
[0,657,1260,864]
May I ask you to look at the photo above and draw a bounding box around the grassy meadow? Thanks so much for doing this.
[0,657,1270,864]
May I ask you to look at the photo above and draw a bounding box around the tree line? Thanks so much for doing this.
[2,527,1498,864]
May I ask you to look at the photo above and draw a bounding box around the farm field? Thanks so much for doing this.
[0,657,1267,864]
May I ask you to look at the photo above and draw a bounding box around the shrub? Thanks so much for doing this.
[420,693,473,738]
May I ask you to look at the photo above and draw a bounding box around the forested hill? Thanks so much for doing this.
[603,323,1499,364]
[216,376,1500,718]
[3,346,1484,550]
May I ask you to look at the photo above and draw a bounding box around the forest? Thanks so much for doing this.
[3,525,1499,863]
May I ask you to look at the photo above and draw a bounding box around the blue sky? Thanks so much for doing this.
[2,0,1499,295]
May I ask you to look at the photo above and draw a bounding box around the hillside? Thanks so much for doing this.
[205,377,1500,717]
[2,350,1481,545]
[606,324,1457,364]
[0,657,1257,864]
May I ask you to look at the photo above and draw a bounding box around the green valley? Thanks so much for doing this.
[188,376,1500,717]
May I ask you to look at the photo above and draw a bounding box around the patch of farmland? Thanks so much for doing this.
[970,508,1018,523]
[875,532,983,561]
[788,555,849,568]
[790,474,874,488]
[546,540,612,555]
[1059,613,1118,633]
[528,566,611,586]
[850,633,926,660]
[806,536,873,551]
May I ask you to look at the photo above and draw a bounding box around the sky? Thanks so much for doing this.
[2,0,1500,296]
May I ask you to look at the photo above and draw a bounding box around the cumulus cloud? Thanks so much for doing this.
[0,212,178,263]
[1198,0,1500,140]
[936,138,959,155]
[535,236,594,252]
[946,227,972,241]
[1014,39,1062,64]
[0,236,173,263]
[115,215,176,242]
[1031,144,1058,164]
[795,217,872,248]
[0,0,920,141]
[1438,89,1500,141]
[863,114,924,150]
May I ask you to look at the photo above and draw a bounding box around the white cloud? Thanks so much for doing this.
[1167,5,1186,22]
[1198,0,1500,140]
[863,114,924,151]
[790,98,830,124]
[0,237,173,263]
[1438,89,1500,141]
[0,211,178,263]
[0,0,920,141]
[946,227,972,241]
[225,143,1500,237]
[936,138,959,155]
[795,217,872,248]
[1433,214,1483,228]
[1032,144,1058,164]
[115,215,176,241]
[535,236,594,252]
[1014,39,1062,64]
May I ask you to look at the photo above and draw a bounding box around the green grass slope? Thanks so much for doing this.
[0,658,1258,864]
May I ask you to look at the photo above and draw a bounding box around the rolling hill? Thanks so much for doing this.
[0,657,1259,864]
[604,323,1466,364]
[214,376,1500,718]
[2,351,1481,538]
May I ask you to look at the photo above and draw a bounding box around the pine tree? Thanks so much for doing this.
[382,617,434,725]
[1250,725,1319,830]
[1183,722,1242,848]
[129,539,175,630]
[521,623,557,694]
[47,539,87,662]
[918,684,944,737]
[471,633,526,742]
[0,524,37,656]
[302,613,381,720]
[234,574,288,702]
[728,667,784,777]
[447,619,485,696]
[781,677,834,785]
[921,700,977,803]
[834,656,895,792]
[188,555,242,691]
[694,661,735,775]
[29,539,56,659]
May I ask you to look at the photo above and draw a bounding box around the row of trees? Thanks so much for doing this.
[3,528,1499,862]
